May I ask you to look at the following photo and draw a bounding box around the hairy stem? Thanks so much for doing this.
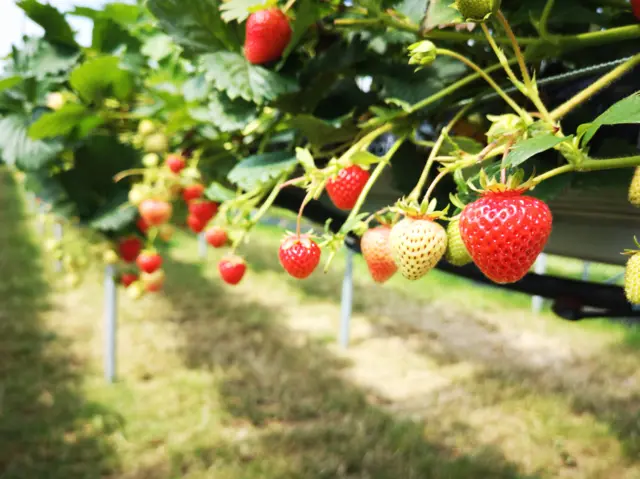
[550,53,640,120]
[539,0,555,38]
[532,155,640,185]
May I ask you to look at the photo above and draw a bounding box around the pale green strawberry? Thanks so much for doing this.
[390,216,447,281]
[628,167,640,207]
[445,219,472,267]
[625,252,640,304]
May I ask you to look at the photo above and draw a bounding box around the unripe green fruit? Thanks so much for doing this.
[628,167,640,207]
[103,249,119,265]
[445,219,472,267]
[625,253,640,304]
[455,0,501,22]
[128,184,151,206]
[142,153,160,168]
[144,133,169,154]
[138,119,156,136]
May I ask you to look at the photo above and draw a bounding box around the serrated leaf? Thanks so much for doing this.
[393,0,428,25]
[220,0,273,23]
[0,114,63,169]
[147,0,238,53]
[205,182,237,202]
[422,0,463,31]
[208,92,257,132]
[90,200,137,232]
[69,56,133,103]
[579,93,640,145]
[28,104,104,140]
[350,151,381,167]
[183,74,210,102]
[141,34,175,61]
[288,114,358,148]
[296,147,315,171]
[228,151,297,191]
[70,3,141,25]
[200,52,299,104]
[7,37,80,79]
[17,0,77,48]
[441,136,484,155]
[503,134,571,169]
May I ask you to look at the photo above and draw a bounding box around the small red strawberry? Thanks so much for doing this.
[137,217,150,235]
[218,256,247,285]
[189,200,218,223]
[139,199,172,226]
[136,251,163,273]
[326,165,370,211]
[166,154,186,174]
[182,183,205,203]
[187,214,206,233]
[633,0,640,21]
[205,226,228,248]
[141,270,165,292]
[120,272,138,288]
[279,234,321,279]
[361,226,397,283]
[244,8,292,65]
[460,189,552,284]
[118,236,142,263]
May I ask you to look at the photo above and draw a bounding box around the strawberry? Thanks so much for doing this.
[136,251,163,274]
[278,234,321,279]
[205,226,228,248]
[361,226,397,283]
[390,216,447,280]
[141,270,165,292]
[158,224,174,242]
[139,199,172,226]
[137,217,150,235]
[182,183,205,203]
[459,190,552,284]
[187,214,206,233]
[118,236,142,263]
[455,0,500,22]
[166,154,186,174]
[144,132,168,153]
[218,256,247,285]
[628,167,640,207]
[244,8,292,65]
[189,200,218,223]
[445,218,472,267]
[120,273,138,288]
[625,252,640,304]
[633,0,640,21]
[326,165,370,211]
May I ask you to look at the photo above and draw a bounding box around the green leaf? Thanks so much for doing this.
[220,0,273,23]
[422,0,463,31]
[579,93,640,145]
[200,52,299,104]
[7,37,80,79]
[182,74,210,102]
[0,114,63,170]
[70,3,141,25]
[141,34,175,61]
[0,77,22,93]
[393,0,428,24]
[28,104,102,140]
[69,56,133,103]
[90,200,137,232]
[280,0,323,62]
[441,136,484,155]
[207,93,257,132]
[91,18,141,53]
[17,0,77,47]
[288,114,358,148]
[205,182,237,202]
[503,134,571,169]
[228,151,297,191]
[147,0,238,53]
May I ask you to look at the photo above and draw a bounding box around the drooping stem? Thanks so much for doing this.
[531,155,640,185]
[408,105,472,202]
[436,49,531,122]
[422,168,449,205]
[550,54,640,121]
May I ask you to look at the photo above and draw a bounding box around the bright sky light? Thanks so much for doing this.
[1,0,133,56]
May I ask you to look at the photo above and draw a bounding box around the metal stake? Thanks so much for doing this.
[104,264,117,383]
[339,247,354,349]
[582,262,591,281]
[531,253,548,314]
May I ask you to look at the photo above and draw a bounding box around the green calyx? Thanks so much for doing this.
[454,0,501,22]
[408,41,438,71]
[392,197,449,220]
[469,168,536,194]
[622,236,640,256]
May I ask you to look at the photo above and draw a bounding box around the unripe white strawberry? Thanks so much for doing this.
[390,216,447,280]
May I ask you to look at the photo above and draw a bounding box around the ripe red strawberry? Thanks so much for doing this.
[279,234,321,279]
[166,154,186,174]
[459,190,552,284]
[218,256,247,285]
[390,216,447,280]
[244,8,292,65]
[187,214,206,233]
[141,270,165,292]
[189,200,218,223]
[361,226,397,283]
[118,236,142,263]
[633,0,640,21]
[120,272,138,288]
[326,165,370,210]
[182,183,205,203]
[139,199,172,226]
[137,217,150,235]
[136,251,163,273]
[205,226,228,248]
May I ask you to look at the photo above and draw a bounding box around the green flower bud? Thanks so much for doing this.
[455,0,501,22]
[486,114,525,144]
[407,41,438,70]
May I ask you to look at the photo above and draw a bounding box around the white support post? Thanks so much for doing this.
[198,232,207,260]
[582,262,591,281]
[531,253,548,314]
[53,221,63,272]
[104,264,117,383]
[339,247,354,349]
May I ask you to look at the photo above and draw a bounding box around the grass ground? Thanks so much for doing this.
[1,168,640,478]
